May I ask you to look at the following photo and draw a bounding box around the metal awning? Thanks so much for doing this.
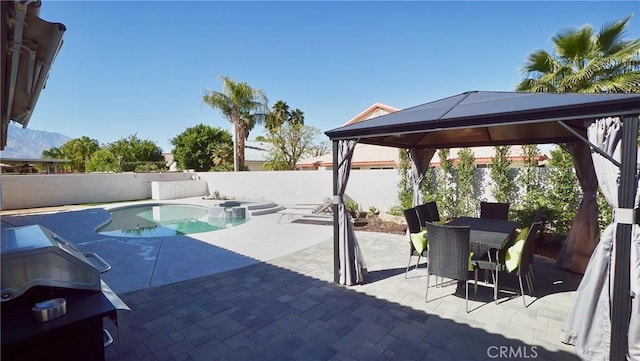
[1,0,66,150]
[325,91,640,148]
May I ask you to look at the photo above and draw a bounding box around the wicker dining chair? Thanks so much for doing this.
[415,201,440,226]
[473,221,543,307]
[403,207,428,278]
[480,201,510,220]
[424,222,472,313]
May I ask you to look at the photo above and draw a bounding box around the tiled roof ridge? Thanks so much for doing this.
[343,103,400,126]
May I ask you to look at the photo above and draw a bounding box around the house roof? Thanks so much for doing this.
[343,103,399,126]
[296,144,548,168]
[297,143,401,168]
[325,91,640,149]
[163,141,272,164]
[245,141,272,162]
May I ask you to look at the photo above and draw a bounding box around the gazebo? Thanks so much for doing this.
[325,90,640,360]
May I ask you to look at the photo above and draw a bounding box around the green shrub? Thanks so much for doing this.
[345,199,359,214]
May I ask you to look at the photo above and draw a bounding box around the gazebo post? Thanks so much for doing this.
[610,115,638,360]
[332,140,340,283]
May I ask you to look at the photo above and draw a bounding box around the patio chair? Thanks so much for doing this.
[278,197,334,223]
[403,207,428,278]
[311,197,333,215]
[415,201,440,226]
[473,221,543,307]
[480,201,510,220]
[424,222,472,312]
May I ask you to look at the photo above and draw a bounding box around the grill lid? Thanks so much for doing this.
[1,225,102,302]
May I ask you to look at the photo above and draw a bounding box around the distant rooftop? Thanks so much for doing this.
[245,141,272,162]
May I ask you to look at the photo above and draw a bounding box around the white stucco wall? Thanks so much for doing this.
[0,172,194,210]
[0,170,402,212]
[197,169,401,211]
[0,168,522,213]
[151,179,209,200]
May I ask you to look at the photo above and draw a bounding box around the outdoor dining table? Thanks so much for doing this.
[445,216,519,250]
[445,216,520,302]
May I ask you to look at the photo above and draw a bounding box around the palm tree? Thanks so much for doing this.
[289,108,305,125]
[42,146,63,159]
[42,146,69,172]
[210,141,234,171]
[517,15,640,93]
[202,76,268,171]
[266,100,290,133]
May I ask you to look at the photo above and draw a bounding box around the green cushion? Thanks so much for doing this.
[503,226,529,272]
[410,230,427,253]
[468,251,474,271]
[505,239,524,272]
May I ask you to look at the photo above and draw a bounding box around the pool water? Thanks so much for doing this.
[97,204,247,237]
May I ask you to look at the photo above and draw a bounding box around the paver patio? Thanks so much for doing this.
[103,232,581,361]
[1,203,582,360]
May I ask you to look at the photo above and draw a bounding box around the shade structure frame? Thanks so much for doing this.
[326,91,640,359]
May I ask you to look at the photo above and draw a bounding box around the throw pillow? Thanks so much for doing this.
[410,230,428,253]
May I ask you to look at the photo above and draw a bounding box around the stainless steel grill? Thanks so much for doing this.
[1,224,130,361]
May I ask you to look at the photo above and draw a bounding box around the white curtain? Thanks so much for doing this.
[336,139,366,285]
[561,117,640,360]
[409,148,437,207]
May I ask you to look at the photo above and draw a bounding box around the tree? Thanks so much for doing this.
[202,76,269,171]
[546,146,582,234]
[265,100,290,132]
[420,167,438,204]
[306,140,330,158]
[42,146,71,172]
[60,136,100,172]
[436,149,456,219]
[396,150,413,212]
[456,148,479,216]
[289,108,304,125]
[86,149,119,172]
[515,145,545,209]
[210,141,234,171]
[42,147,63,159]
[264,123,319,170]
[489,146,516,203]
[107,134,165,172]
[517,15,640,93]
[171,124,232,171]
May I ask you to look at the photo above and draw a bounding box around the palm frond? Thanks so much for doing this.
[203,91,233,117]
[521,50,556,74]
[517,15,639,94]
[553,26,594,68]
[597,15,633,55]
[516,78,557,93]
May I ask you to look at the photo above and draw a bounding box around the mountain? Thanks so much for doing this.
[0,124,71,158]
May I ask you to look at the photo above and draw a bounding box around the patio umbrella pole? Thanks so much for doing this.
[610,115,638,360]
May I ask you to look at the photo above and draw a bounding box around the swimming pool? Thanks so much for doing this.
[97,203,247,237]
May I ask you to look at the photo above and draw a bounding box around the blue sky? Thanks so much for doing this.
[28,1,640,152]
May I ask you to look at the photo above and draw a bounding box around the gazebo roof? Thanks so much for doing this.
[325,91,640,149]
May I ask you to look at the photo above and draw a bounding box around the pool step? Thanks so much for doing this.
[246,201,278,211]
[212,200,285,216]
[250,203,286,216]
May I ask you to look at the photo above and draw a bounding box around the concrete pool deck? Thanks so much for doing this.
[0,197,333,294]
[0,198,582,360]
